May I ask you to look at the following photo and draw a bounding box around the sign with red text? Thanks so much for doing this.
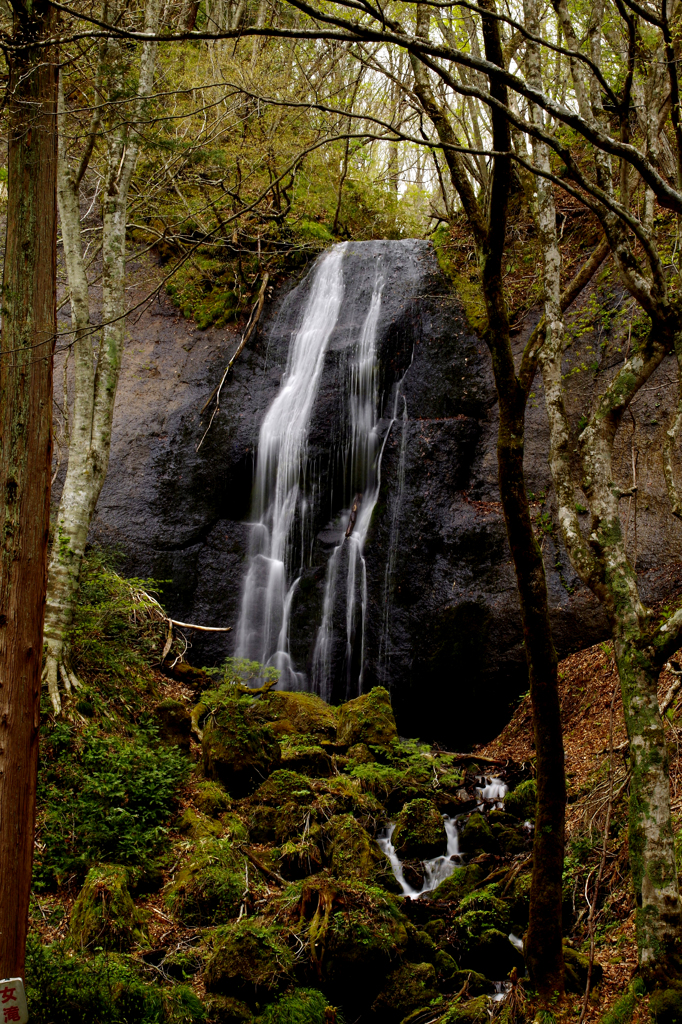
[0,979,28,1023]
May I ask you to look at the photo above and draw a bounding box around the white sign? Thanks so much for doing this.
[0,978,28,1023]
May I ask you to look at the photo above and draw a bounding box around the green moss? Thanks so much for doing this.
[257,988,330,1024]
[204,919,294,1005]
[325,813,389,882]
[455,884,511,940]
[504,779,537,820]
[200,689,281,797]
[205,995,253,1024]
[337,687,398,746]
[194,780,231,818]
[69,865,146,952]
[177,808,223,840]
[432,863,484,903]
[392,798,446,859]
[371,962,440,1022]
[166,832,249,926]
[254,690,338,742]
[441,995,490,1024]
[459,813,498,856]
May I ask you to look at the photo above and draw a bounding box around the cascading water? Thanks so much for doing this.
[312,270,385,701]
[235,244,347,685]
[376,816,462,899]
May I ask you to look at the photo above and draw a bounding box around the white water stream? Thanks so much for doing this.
[236,244,347,685]
[377,816,462,899]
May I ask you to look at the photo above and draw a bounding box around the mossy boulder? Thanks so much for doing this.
[432,863,484,903]
[648,988,682,1024]
[440,995,490,1024]
[166,826,249,925]
[200,691,281,797]
[154,698,191,750]
[204,919,294,1005]
[177,807,223,840]
[563,945,603,993]
[336,687,397,746]
[205,996,253,1024]
[371,962,440,1023]
[491,824,529,857]
[392,799,446,859]
[249,770,315,844]
[195,780,231,818]
[281,743,333,777]
[254,690,338,741]
[455,885,510,940]
[325,814,391,883]
[459,813,498,856]
[449,971,494,996]
[347,742,376,764]
[69,865,146,951]
[504,779,537,820]
[258,988,331,1024]
[507,870,532,929]
[459,928,524,977]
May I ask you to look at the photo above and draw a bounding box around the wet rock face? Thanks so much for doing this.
[88,240,682,747]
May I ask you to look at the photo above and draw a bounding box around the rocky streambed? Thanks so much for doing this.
[66,681,598,1024]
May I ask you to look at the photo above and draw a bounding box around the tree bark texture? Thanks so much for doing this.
[411,1,566,998]
[0,0,57,977]
[44,2,160,712]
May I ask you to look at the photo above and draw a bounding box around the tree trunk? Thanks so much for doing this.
[0,0,57,977]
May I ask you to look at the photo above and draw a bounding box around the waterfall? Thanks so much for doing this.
[235,244,347,684]
[376,816,462,900]
[311,269,386,702]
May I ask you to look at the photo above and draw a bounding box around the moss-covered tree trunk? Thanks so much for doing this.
[0,0,57,977]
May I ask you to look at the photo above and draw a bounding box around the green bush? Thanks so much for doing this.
[35,732,189,888]
[257,989,331,1024]
[25,938,206,1024]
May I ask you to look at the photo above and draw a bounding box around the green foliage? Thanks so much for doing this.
[25,938,206,1024]
[35,730,189,888]
[257,988,331,1024]
[204,657,281,690]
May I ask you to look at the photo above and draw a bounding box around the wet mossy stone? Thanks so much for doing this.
[254,690,338,742]
[204,919,294,1005]
[154,698,191,750]
[325,813,388,881]
[201,691,281,797]
[651,989,682,1024]
[69,865,146,951]
[432,863,484,903]
[490,824,529,857]
[195,780,231,818]
[456,885,510,939]
[371,962,440,1023]
[177,807,223,840]
[280,744,333,777]
[257,988,330,1024]
[563,945,603,993]
[449,971,494,996]
[507,870,532,929]
[392,798,447,859]
[459,813,498,856]
[346,742,376,764]
[459,928,524,976]
[504,779,537,821]
[166,823,249,925]
[249,770,315,844]
[487,810,517,827]
[440,995,490,1024]
[205,996,253,1024]
[336,687,398,746]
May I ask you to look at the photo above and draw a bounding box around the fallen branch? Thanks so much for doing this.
[196,272,270,453]
[237,844,286,886]
[167,618,231,632]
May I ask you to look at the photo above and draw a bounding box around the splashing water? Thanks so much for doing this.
[476,776,508,809]
[376,816,462,900]
[236,244,347,684]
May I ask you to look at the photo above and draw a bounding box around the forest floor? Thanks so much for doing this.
[481,639,682,1024]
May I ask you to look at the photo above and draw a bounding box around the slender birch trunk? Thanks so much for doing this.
[44,0,161,713]
[0,0,57,975]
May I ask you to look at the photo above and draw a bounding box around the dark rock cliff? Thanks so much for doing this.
[84,239,682,747]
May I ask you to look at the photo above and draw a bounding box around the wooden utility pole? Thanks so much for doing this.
[0,0,58,977]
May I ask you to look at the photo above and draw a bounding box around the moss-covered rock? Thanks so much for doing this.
[205,996,254,1024]
[563,945,603,993]
[254,690,338,742]
[69,865,146,951]
[459,814,498,856]
[432,864,484,903]
[504,779,537,820]
[651,989,682,1024]
[371,962,440,1023]
[346,742,376,764]
[200,691,281,797]
[459,928,524,976]
[195,780,231,818]
[249,770,315,844]
[177,807,223,840]
[280,744,333,777]
[455,885,510,940]
[166,827,249,925]
[257,988,331,1024]
[392,798,446,860]
[336,687,397,746]
[449,971,494,996]
[204,919,294,1005]
[491,824,529,857]
[325,814,389,881]
[507,870,532,929]
[440,995,490,1024]
[154,698,191,750]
